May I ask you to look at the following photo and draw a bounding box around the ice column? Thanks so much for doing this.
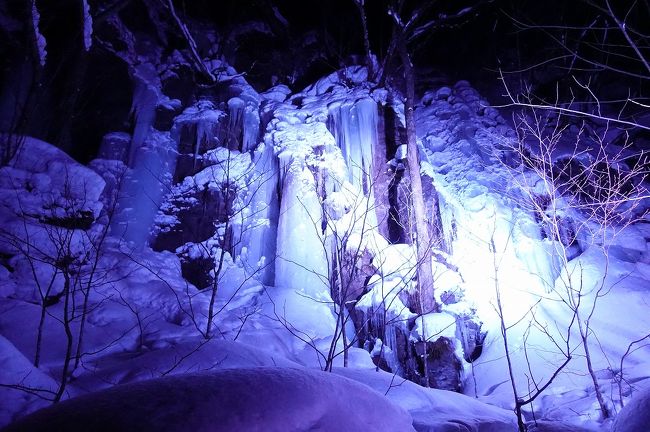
[275,160,328,295]
[110,131,177,249]
[128,65,159,165]
[227,95,260,152]
[239,141,279,285]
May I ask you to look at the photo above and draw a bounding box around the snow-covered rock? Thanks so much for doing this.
[334,367,517,431]
[0,137,105,225]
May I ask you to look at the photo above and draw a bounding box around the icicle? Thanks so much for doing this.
[328,98,378,195]
[31,0,46,66]
[227,97,245,149]
[171,100,224,172]
[437,193,456,254]
[128,66,159,166]
[82,0,93,51]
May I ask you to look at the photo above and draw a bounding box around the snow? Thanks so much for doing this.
[262,84,292,102]
[334,367,517,431]
[0,137,105,258]
[612,386,650,432]
[413,312,458,341]
[1,60,650,432]
[3,367,415,432]
[0,335,58,426]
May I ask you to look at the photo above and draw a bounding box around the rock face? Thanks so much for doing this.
[408,337,462,391]
[3,367,416,432]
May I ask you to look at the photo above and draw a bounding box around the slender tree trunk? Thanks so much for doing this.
[34,301,47,367]
[396,34,437,315]
[55,271,74,403]
[579,319,611,419]
[34,268,58,367]
[353,0,374,80]
[206,242,227,339]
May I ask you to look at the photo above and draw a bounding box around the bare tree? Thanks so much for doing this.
[500,0,649,133]
[486,220,575,431]
[380,0,495,314]
[498,102,649,422]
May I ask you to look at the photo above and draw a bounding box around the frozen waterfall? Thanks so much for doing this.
[327,98,378,195]
[110,131,177,249]
[238,141,279,285]
[275,161,328,295]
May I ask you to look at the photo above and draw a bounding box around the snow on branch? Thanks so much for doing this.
[406,0,494,43]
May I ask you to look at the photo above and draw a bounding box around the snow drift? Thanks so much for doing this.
[2,367,415,432]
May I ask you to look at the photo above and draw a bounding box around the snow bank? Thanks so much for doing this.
[612,386,650,432]
[334,367,517,431]
[0,136,105,221]
[0,336,58,427]
[4,367,415,432]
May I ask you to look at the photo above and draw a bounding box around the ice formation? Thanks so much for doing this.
[30,1,46,67]
[327,97,378,195]
[110,131,177,248]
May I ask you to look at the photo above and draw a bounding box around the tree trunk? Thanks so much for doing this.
[396,34,437,315]
[353,0,374,80]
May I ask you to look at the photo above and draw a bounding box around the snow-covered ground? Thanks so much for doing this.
[0,64,649,432]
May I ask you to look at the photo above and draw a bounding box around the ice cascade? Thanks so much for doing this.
[327,98,378,195]
[111,131,177,249]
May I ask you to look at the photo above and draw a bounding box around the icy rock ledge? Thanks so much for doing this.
[3,367,415,432]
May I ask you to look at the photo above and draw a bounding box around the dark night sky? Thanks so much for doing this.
[1,0,648,162]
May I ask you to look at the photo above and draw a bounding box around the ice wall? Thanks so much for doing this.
[416,82,560,321]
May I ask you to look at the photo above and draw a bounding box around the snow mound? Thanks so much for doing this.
[4,367,415,432]
[333,367,517,431]
[0,335,58,427]
[0,136,105,221]
[612,387,650,432]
